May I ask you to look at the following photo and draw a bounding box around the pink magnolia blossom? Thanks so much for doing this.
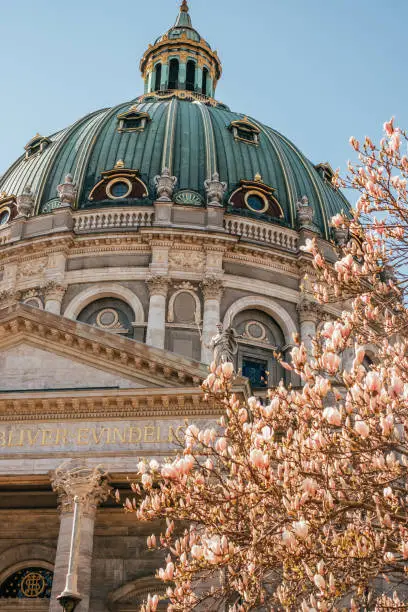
[354,416,370,439]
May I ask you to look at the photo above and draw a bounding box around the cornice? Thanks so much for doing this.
[0,388,219,422]
[0,304,208,388]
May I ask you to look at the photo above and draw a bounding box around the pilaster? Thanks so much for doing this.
[297,299,320,355]
[50,461,110,612]
[146,275,171,349]
[43,282,67,315]
[200,276,224,364]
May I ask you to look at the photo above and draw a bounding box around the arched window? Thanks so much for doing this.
[154,63,162,91]
[168,59,179,90]
[0,567,53,599]
[202,67,209,96]
[186,60,196,91]
[77,298,135,339]
[232,309,286,389]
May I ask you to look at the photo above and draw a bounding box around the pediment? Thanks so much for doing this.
[0,343,147,392]
[0,304,208,392]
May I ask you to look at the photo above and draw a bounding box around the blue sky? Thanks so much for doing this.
[1,0,407,186]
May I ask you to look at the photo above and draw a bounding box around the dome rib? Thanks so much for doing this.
[38,109,108,211]
[161,98,179,173]
[75,100,137,204]
[253,121,297,228]
[195,102,218,179]
[278,131,330,238]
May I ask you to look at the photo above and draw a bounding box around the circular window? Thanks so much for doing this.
[245,191,268,214]
[106,179,132,200]
[96,308,120,329]
[0,207,11,226]
[245,321,267,342]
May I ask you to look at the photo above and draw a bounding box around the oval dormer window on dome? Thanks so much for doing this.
[0,206,11,226]
[89,161,148,203]
[24,133,51,160]
[117,107,151,133]
[229,117,260,145]
[229,176,284,219]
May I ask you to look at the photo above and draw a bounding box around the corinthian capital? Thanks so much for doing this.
[297,298,321,324]
[146,275,170,297]
[201,275,224,300]
[43,281,67,302]
[51,460,111,517]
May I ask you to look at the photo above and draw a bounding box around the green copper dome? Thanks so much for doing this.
[0,2,349,240]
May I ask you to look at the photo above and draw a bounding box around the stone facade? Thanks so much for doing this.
[0,196,340,609]
[0,3,348,609]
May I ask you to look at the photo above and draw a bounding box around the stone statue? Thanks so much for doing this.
[16,184,35,217]
[204,172,227,207]
[296,195,314,228]
[209,323,239,366]
[57,174,77,207]
[154,167,177,201]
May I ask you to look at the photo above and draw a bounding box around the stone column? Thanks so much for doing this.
[297,299,320,356]
[44,282,67,315]
[50,461,110,612]
[201,277,224,364]
[146,276,170,349]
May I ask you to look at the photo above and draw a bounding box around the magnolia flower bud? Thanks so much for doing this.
[313,574,326,591]
[282,529,296,547]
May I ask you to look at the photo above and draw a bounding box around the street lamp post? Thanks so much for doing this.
[57,495,82,611]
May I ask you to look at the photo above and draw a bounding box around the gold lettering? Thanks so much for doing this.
[55,429,69,446]
[128,427,142,444]
[144,425,155,443]
[92,428,108,445]
[167,425,184,443]
[15,429,24,447]
[77,429,89,445]
[157,425,161,442]
[112,428,126,444]
[27,430,41,446]
[41,430,55,446]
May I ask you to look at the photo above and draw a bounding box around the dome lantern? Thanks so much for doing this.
[140,1,222,99]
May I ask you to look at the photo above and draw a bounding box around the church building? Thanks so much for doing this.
[0,2,349,610]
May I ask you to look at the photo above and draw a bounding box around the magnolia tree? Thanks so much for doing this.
[120,120,408,611]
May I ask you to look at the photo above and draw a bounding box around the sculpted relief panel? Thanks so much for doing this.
[169,251,205,272]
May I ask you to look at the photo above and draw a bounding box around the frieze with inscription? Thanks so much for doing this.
[0,419,213,455]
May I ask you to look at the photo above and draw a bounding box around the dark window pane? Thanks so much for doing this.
[154,63,162,91]
[110,182,129,198]
[186,61,195,91]
[237,128,255,142]
[168,59,179,90]
[0,210,10,225]
[242,358,268,388]
[246,194,265,212]
[202,68,208,96]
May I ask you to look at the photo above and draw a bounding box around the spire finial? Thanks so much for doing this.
[180,0,189,12]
